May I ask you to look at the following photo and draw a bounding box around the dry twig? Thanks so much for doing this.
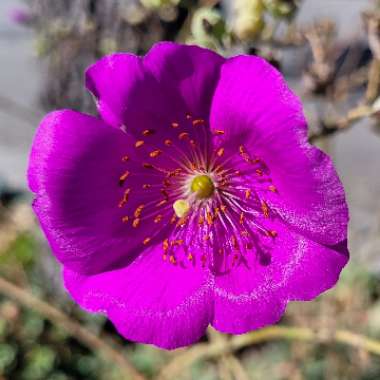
[363,12,380,102]
[309,104,374,142]
[158,326,380,380]
[0,275,147,380]
[207,327,250,380]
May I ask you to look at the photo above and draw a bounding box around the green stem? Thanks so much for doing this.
[158,326,380,380]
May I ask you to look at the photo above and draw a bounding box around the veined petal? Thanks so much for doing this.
[212,223,348,333]
[210,55,348,246]
[64,245,214,349]
[85,42,225,131]
[28,110,167,275]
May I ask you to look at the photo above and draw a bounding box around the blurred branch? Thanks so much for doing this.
[309,104,374,142]
[207,327,250,380]
[0,275,147,380]
[158,326,380,380]
[364,12,380,102]
[225,355,251,380]
[303,20,335,94]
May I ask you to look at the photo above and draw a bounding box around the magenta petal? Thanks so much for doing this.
[212,224,348,333]
[28,44,350,349]
[86,42,224,129]
[85,53,145,128]
[64,245,214,349]
[28,110,164,275]
[143,42,225,120]
[210,55,348,245]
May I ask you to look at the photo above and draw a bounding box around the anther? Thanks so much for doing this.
[163,239,169,251]
[268,185,277,193]
[143,163,154,169]
[179,132,189,140]
[261,201,269,218]
[168,168,182,177]
[121,155,129,162]
[213,130,225,135]
[134,204,144,218]
[177,217,187,227]
[132,218,140,228]
[143,237,151,245]
[206,211,213,225]
[267,230,278,238]
[245,189,251,199]
[216,147,225,157]
[142,184,151,189]
[122,216,129,223]
[154,214,163,223]
[119,171,130,186]
[150,149,162,158]
[142,129,155,136]
[164,139,172,146]
[192,119,204,127]
[135,140,144,148]
[118,188,131,208]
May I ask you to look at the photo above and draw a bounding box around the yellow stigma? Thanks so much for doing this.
[173,199,190,218]
[191,175,215,199]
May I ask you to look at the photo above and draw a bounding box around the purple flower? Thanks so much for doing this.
[27,42,349,349]
[9,8,34,26]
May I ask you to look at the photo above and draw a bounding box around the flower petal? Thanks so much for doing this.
[143,42,225,120]
[85,42,225,129]
[212,223,348,333]
[210,55,348,245]
[64,245,213,349]
[28,110,167,275]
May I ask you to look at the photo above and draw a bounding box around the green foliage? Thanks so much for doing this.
[0,232,37,268]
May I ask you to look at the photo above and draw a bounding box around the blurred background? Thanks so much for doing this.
[1,0,380,379]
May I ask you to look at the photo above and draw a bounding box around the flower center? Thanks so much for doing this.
[117,113,280,271]
[190,174,215,199]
